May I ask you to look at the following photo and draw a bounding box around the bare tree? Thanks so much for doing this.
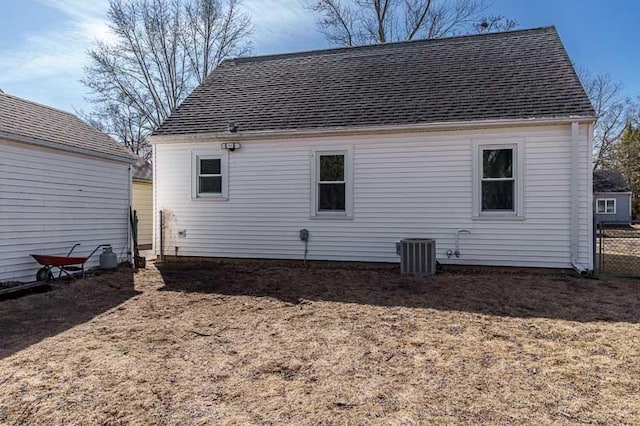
[83,0,252,158]
[472,15,517,33]
[307,0,516,46]
[578,70,630,170]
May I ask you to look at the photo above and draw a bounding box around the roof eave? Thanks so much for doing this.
[150,115,597,144]
[133,177,153,183]
[0,131,138,164]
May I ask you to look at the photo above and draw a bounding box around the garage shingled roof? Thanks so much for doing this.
[154,26,595,136]
[0,92,136,162]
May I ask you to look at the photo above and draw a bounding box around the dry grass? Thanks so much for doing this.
[0,260,639,424]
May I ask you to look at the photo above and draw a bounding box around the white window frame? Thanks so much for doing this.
[310,148,354,219]
[191,150,229,200]
[596,198,616,214]
[472,140,525,220]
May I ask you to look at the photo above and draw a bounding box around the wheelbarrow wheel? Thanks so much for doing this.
[36,267,53,282]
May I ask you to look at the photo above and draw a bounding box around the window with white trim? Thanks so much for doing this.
[198,158,222,194]
[596,199,616,214]
[482,147,515,212]
[311,149,353,218]
[191,151,228,199]
[472,141,524,219]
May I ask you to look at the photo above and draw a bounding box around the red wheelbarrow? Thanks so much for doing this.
[30,244,112,281]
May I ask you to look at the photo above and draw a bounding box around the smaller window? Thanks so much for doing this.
[198,158,222,194]
[192,152,228,199]
[311,148,353,218]
[596,199,616,214]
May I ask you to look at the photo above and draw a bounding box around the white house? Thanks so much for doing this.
[150,27,596,271]
[0,91,136,283]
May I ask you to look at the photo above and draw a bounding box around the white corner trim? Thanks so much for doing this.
[570,121,587,272]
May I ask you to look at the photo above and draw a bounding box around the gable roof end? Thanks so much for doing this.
[154,26,595,136]
[0,92,136,162]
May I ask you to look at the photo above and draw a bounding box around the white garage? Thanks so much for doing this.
[0,91,136,283]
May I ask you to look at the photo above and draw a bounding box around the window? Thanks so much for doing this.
[472,141,524,219]
[319,154,345,211]
[191,151,228,199]
[596,199,616,214]
[311,149,353,218]
[198,158,222,194]
[482,148,514,211]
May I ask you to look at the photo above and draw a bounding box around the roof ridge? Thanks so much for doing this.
[224,26,556,64]
[0,91,80,119]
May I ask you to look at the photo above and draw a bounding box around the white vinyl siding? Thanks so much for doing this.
[0,139,131,283]
[154,123,592,269]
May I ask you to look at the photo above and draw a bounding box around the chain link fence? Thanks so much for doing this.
[595,223,640,277]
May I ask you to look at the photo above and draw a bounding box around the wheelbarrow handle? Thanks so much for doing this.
[86,244,112,260]
[67,243,81,257]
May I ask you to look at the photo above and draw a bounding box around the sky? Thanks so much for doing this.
[0,0,638,114]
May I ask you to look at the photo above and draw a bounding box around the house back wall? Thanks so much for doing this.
[154,124,592,269]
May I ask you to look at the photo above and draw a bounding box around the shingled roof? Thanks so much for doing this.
[155,26,594,136]
[0,92,135,162]
[593,170,631,192]
[132,158,153,182]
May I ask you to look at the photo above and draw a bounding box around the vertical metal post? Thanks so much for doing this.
[159,210,164,262]
[598,223,603,274]
[592,210,596,273]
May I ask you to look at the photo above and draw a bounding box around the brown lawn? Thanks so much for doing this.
[0,260,639,424]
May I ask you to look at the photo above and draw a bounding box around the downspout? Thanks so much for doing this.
[570,122,587,273]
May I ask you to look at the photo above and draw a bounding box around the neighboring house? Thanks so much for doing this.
[0,92,136,283]
[132,159,153,250]
[593,170,633,225]
[150,27,596,271]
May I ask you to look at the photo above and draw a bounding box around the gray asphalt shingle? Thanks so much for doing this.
[155,26,594,136]
[0,92,135,161]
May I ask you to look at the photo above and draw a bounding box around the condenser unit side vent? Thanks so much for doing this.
[399,238,436,277]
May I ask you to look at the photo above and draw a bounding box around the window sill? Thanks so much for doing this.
[192,195,229,201]
[310,214,354,221]
[472,215,525,222]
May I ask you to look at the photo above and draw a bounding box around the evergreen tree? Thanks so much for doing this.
[618,124,640,217]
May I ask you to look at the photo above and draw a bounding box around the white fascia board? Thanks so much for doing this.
[0,131,138,164]
[593,191,633,195]
[149,116,597,144]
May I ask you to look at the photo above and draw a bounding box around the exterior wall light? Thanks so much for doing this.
[221,142,241,151]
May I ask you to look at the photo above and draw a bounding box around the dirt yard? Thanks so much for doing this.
[0,261,639,424]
